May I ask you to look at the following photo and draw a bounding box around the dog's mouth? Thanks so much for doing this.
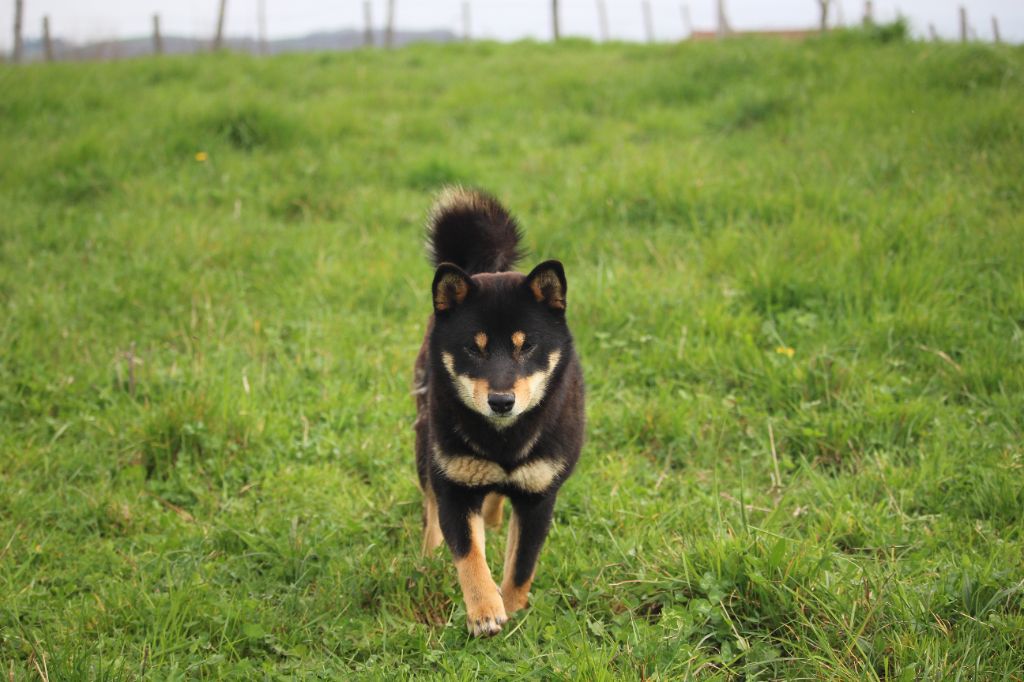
[484,398,521,427]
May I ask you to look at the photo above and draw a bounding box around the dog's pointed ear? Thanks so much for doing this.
[432,263,474,313]
[525,260,567,311]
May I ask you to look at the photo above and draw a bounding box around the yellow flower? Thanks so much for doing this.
[775,346,795,358]
[195,151,208,162]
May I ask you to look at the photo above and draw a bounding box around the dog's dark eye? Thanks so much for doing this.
[521,342,535,353]
[464,344,483,357]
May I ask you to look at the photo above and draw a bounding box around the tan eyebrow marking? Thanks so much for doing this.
[474,332,488,352]
[511,331,526,360]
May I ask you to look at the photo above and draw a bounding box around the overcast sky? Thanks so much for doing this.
[2,0,1021,49]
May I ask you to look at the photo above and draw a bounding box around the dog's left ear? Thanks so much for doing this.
[525,260,567,311]
[432,263,474,313]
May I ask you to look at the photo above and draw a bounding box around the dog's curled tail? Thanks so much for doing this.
[426,186,524,275]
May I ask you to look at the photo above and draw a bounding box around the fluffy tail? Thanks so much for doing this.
[426,186,524,275]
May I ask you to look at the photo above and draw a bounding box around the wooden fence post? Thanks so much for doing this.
[385,0,395,48]
[551,0,560,41]
[991,16,1000,43]
[817,0,830,33]
[42,16,54,61]
[462,2,470,41]
[13,0,24,63]
[862,0,873,26]
[213,0,227,51]
[680,4,691,38]
[928,23,938,41]
[153,14,163,54]
[257,0,268,54]
[716,0,731,39]
[642,1,654,42]
[363,2,373,46]
[596,0,609,41]
[958,6,967,43]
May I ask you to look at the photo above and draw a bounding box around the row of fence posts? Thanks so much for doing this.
[6,0,1009,64]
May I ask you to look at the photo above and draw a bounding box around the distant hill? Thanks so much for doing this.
[16,28,458,61]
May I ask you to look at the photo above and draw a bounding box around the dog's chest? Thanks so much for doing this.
[433,448,562,493]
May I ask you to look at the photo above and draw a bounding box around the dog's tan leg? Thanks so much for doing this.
[454,513,507,636]
[421,488,443,556]
[481,492,504,529]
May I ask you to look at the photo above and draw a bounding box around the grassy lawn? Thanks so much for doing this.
[1,29,1022,679]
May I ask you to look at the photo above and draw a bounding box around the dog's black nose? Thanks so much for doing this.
[487,393,515,414]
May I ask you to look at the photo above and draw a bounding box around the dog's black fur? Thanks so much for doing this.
[413,187,585,637]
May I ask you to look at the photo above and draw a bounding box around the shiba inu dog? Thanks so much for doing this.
[412,187,585,637]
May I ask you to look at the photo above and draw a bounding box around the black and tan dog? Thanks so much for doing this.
[413,187,585,637]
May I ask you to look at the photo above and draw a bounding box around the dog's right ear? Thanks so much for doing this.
[525,260,566,311]
[432,263,474,313]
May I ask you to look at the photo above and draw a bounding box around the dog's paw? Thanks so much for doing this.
[467,613,507,637]
[466,597,508,637]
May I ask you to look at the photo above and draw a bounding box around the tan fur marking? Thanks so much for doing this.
[501,511,533,613]
[421,488,443,555]
[474,332,488,352]
[455,513,507,636]
[511,331,526,356]
[507,459,564,493]
[434,272,470,311]
[472,377,490,411]
[436,274,471,311]
[511,377,531,413]
[482,492,504,529]
[434,447,563,493]
[435,450,506,487]
[442,352,490,413]
[529,271,566,309]
[512,350,562,413]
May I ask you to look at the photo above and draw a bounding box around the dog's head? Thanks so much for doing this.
[430,260,570,427]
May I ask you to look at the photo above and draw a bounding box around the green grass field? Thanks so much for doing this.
[1,29,1023,679]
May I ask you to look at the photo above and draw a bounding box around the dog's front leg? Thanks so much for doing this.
[501,493,557,614]
[436,486,507,636]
